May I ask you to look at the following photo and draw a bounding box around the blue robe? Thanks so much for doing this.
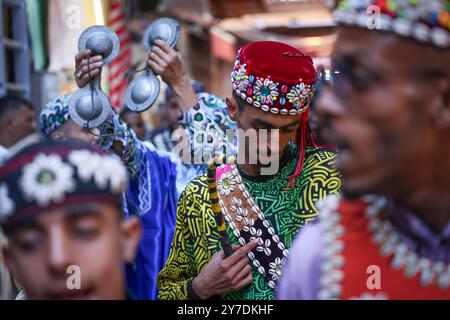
[123,141,201,300]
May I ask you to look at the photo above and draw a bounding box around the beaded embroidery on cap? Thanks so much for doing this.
[230,53,317,115]
[334,0,450,48]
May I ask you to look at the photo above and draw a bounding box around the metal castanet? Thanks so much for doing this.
[143,17,181,52]
[78,25,120,64]
[69,25,120,128]
[68,77,112,128]
[125,18,181,113]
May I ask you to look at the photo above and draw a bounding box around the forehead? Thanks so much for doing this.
[334,27,432,70]
[12,202,118,231]
[14,105,33,119]
[242,103,302,127]
[65,119,82,131]
[19,104,33,112]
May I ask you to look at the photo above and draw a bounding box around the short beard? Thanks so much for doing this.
[341,187,371,200]
[341,176,391,200]
[341,177,381,200]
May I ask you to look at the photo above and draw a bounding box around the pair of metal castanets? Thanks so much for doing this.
[69,18,181,128]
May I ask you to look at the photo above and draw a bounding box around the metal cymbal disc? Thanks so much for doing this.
[143,17,181,51]
[125,72,161,112]
[68,86,113,128]
[78,25,120,65]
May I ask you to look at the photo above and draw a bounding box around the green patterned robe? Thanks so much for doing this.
[157,146,341,300]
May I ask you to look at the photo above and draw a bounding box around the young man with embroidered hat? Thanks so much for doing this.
[157,41,341,300]
[278,0,450,299]
[0,139,142,299]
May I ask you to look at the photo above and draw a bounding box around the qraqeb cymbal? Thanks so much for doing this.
[69,25,118,128]
[68,85,112,128]
[143,17,181,52]
[78,25,120,65]
[125,71,161,113]
[125,17,181,113]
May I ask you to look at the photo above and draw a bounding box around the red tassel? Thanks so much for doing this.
[287,111,317,188]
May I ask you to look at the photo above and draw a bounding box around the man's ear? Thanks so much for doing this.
[226,96,238,122]
[431,78,450,129]
[50,130,66,140]
[120,216,142,263]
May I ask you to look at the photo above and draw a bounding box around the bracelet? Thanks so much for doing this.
[187,278,201,300]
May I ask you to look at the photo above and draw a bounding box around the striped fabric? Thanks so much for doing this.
[108,0,131,108]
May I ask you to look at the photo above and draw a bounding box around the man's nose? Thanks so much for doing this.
[315,86,345,122]
[47,226,70,277]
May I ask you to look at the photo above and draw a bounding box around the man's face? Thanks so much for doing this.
[4,202,140,300]
[227,95,301,168]
[316,27,448,198]
[64,121,98,145]
[9,105,37,144]
[121,113,146,141]
[165,97,182,131]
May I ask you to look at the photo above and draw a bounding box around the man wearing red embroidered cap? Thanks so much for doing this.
[157,41,341,300]
[278,0,450,300]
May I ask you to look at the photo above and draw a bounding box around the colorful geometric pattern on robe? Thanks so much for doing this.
[182,92,237,165]
[157,146,341,300]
